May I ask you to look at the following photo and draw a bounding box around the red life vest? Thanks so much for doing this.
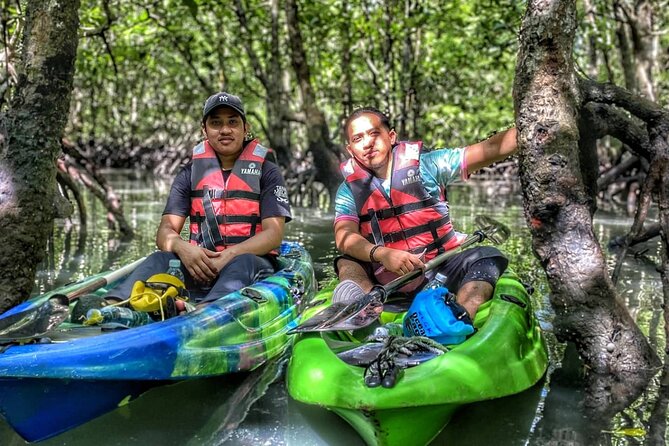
[189,139,270,252]
[341,141,461,264]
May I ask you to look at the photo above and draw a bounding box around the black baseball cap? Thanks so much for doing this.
[202,92,246,123]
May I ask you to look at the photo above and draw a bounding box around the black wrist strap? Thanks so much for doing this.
[369,245,382,263]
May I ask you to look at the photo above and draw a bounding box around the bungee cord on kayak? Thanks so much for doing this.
[363,335,448,388]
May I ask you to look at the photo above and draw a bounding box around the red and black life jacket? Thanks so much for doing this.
[189,139,270,252]
[341,141,461,263]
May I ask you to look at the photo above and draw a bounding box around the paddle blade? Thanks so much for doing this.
[289,288,385,334]
[288,301,353,334]
[474,215,511,245]
[315,298,384,332]
[0,295,70,343]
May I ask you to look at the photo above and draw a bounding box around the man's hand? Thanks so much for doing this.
[209,247,239,275]
[177,243,221,283]
[335,220,424,276]
[156,214,221,283]
[375,247,424,276]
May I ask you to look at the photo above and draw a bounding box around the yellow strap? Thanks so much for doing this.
[128,279,190,322]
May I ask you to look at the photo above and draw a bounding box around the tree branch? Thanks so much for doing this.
[580,78,669,124]
[582,101,653,158]
[233,0,269,91]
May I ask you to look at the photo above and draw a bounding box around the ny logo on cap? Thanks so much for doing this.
[218,95,229,102]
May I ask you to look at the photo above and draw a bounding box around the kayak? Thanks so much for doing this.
[286,270,548,446]
[0,241,315,443]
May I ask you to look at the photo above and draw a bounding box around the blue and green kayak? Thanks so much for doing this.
[286,270,548,446]
[0,241,315,442]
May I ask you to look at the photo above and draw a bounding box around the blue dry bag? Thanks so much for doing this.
[402,286,474,345]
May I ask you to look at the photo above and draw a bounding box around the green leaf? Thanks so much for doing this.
[181,0,198,19]
[602,427,646,437]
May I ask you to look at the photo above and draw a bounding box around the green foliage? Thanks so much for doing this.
[573,0,669,104]
[61,0,528,152]
[180,0,199,19]
[0,0,26,109]
[2,0,667,163]
[419,0,523,145]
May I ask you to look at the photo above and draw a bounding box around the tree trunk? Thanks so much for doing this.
[398,0,421,139]
[0,0,80,313]
[614,1,637,92]
[233,0,293,168]
[284,0,341,199]
[339,0,353,124]
[513,0,659,421]
[266,0,292,167]
[614,0,658,101]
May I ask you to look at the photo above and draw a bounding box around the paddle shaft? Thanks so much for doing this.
[64,257,146,301]
[381,231,485,295]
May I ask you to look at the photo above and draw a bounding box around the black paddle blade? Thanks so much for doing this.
[0,294,70,343]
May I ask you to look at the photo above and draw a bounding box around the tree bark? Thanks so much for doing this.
[614,1,637,92]
[614,0,658,101]
[266,0,292,167]
[0,0,80,313]
[284,0,341,199]
[339,0,353,125]
[233,0,293,168]
[398,0,421,139]
[513,0,659,421]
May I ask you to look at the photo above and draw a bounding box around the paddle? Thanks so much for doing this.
[0,257,146,343]
[289,216,510,334]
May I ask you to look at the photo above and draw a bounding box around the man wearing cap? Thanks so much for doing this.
[102,92,291,305]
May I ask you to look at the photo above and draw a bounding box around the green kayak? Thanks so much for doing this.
[286,270,548,446]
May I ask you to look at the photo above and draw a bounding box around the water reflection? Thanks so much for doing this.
[1,175,664,445]
[284,208,337,283]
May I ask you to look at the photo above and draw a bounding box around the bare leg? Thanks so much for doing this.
[336,258,375,293]
[456,280,494,319]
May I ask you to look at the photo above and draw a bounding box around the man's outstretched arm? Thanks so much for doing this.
[465,127,517,173]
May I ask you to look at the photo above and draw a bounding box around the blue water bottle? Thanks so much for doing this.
[425,272,448,290]
[166,259,185,283]
[165,258,194,312]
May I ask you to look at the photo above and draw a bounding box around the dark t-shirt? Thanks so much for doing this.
[163,160,292,222]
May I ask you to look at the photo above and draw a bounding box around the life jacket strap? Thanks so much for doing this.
[366,226,456,257]
[189,214,262,226]
[189,233,252,247]
[415,230,456,256]
[191,189,260,201]
[359,197,439,222]
[200,186,225,251]
[368,209,385,246]
[365,215,451,245]
[428,219,447,255]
